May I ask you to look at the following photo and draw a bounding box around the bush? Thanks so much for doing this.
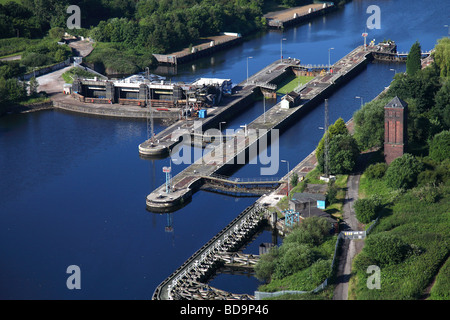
[310,259,331,285]
[354,196,381,224]
[365,162,387,180]
[429,130,450,162]
[364,233,409,266]
[254,247,279,283]
[274,243,316,279]
[384,153,424,189]
[284,217,331,246]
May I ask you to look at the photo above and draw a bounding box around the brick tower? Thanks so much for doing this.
[384,96,408,165]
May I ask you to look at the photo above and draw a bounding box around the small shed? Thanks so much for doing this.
[289,192,326,211]
[299,207,338,234]
[63,83,72,95]
[280,91,300,109]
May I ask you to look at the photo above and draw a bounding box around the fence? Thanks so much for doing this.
[254,217,380,300]
[20,58,71,81]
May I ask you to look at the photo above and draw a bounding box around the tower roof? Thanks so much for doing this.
[385,96,408,109]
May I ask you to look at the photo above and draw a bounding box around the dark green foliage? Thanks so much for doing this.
[326,180,338,205]
[290,172,299,187]
[433,37,450,78]
[316,117,359,174]
[365,162,387,180]
[364,232,410,266]
[432,80,450,129]
[310,259,331,284]
[274,243,316,279]
[327,134,360,174]
[255,216,332,283]
[354,196,381,224]
[429,130,450,162]
[384,153,424,189]
[254,246,279,282]
[353,97,391,150]
[406,41,422,76]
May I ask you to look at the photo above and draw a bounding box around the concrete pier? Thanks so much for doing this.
[138,59,299,158]
[146,46,374,212]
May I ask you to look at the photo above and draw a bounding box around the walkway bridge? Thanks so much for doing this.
[152,204,272,300]
[200,174,283,196]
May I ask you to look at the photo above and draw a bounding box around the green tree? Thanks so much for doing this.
[429,130,450,162]
[353,97,391,150]
[433,37,450,78]
[316,117,350,173]
[384,153,424,189]
[365,162,387,180]
[254,247,279,282]
[354,196,381,224]
[274,243,316,279]
[406,41,422,76]
[327,134,360,174]
[29,76,39,96]
[432,80,450,129]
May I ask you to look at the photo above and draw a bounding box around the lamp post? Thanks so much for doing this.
[247,56,253,85]
[355,96,363,107]
[280,37,287,62]
[263,96,266,124]
[328,47,334,73]
[445,25,450,36]
[219,121,226,133]
[281,160,290,197]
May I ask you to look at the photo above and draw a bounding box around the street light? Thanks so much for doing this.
[240,124,248,136]
[281,160,290,197]
[390,68,397,74]
[355,96,363,107]
[247,56,253,85]
[280,38,287,62]
[219,121,226,133]
[263,96,266,124]
[328,47,334,73]
[445,25,450,36]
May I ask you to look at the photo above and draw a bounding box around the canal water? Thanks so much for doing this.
[0,0,448,299]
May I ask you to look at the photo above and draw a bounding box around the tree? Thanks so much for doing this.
[29,76,39,96]
[274,243,316,279]
[384,153,424,189]
[432,80,450,129]
[406,41,422,76]
[355,196,381,224]
[327,134,360,174]
[433,37,450,78]
[254,247,279,282]
[316,117,350,173]
[290,172,299,187]
[353,97,391,150]
[429,130,450,162]
[365,162,387,180]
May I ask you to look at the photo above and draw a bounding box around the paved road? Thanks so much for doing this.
[333,152,374,300]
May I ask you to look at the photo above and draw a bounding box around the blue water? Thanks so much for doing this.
[0,0,447,299]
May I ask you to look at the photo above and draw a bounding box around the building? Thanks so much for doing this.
[70,77,231,109]
[289,192,326,211]
[280,91,301,109]
[384,96,408,164]
[298,207,338,234]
